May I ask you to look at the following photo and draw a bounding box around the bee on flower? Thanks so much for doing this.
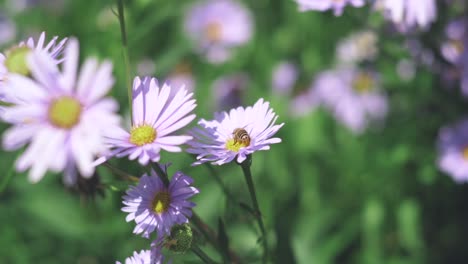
[187,98,284,165]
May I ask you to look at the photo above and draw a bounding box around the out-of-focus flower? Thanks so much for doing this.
[187,98,284,165]
[0,32,67,100]
[116,247,167,264]
[271,61,298,96]
[213,73,248,111]
[336,30,378,64]
[6,0,66,14]
[405,38,436,70]
[441,19,467,64]
[437,119,468,183]
[396,59,416,81]
[440,18,468,96]
[165,63,195,96]
[136,58,156,77]
[312,68,388,134]
[94,77,196,166]
[378,0,437,31]
[289,89,320,117]
[0,13,16,47]
[122,168,199,238]
[1,38,120,183]
[184,0,253,64]
[295,0,365,16]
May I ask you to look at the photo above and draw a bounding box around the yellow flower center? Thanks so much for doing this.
[352,72,375,94]
[462,147,468,160]
[48,96,82,129]
[152,191,171,214]
[129,124,157,146]
[451,40,464,54]
[5,46,32,76]
[205,22,223,42]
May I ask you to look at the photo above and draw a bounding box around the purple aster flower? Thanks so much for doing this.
[187,98,284,165]
[117,247,167,264]
[271,61,298,96]
[312,68,388,134]
[184,0,253,64]
[0,38,120,183]
[437,119,468,183]
[94,76,196,166]
[122,168,199,238]
[379,0,437,31]
[296,0,365,16]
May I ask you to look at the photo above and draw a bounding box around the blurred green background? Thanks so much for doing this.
[1,0,468,263]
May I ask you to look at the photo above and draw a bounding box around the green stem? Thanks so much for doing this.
[191,245,217,264]
[116,0,132,114]
[152,163,170,187]
[239,155,268,263]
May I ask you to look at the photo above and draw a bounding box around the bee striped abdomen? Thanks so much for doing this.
[232,128,250,147]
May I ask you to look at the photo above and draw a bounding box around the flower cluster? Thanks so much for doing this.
[312,68,388,134]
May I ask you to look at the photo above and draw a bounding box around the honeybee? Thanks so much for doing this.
[232,128,251,146]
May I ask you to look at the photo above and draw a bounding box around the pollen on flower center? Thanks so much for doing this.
[48,96,82,129]
[130,124,157,146]
[451,40,464,54]
[462,147,468,160]
[205,22,223,42]
[352,72,374,93]
[152,191,171,214]
[5,46,31,76]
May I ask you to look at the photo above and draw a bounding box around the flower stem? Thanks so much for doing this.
[239,155,268,263]
[191,244,218,264]
[116,0,132,114]
[152,162,170,187]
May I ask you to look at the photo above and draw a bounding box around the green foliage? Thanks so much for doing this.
[1,0,468,263]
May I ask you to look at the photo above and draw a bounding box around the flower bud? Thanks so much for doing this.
[164,224,193,254]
